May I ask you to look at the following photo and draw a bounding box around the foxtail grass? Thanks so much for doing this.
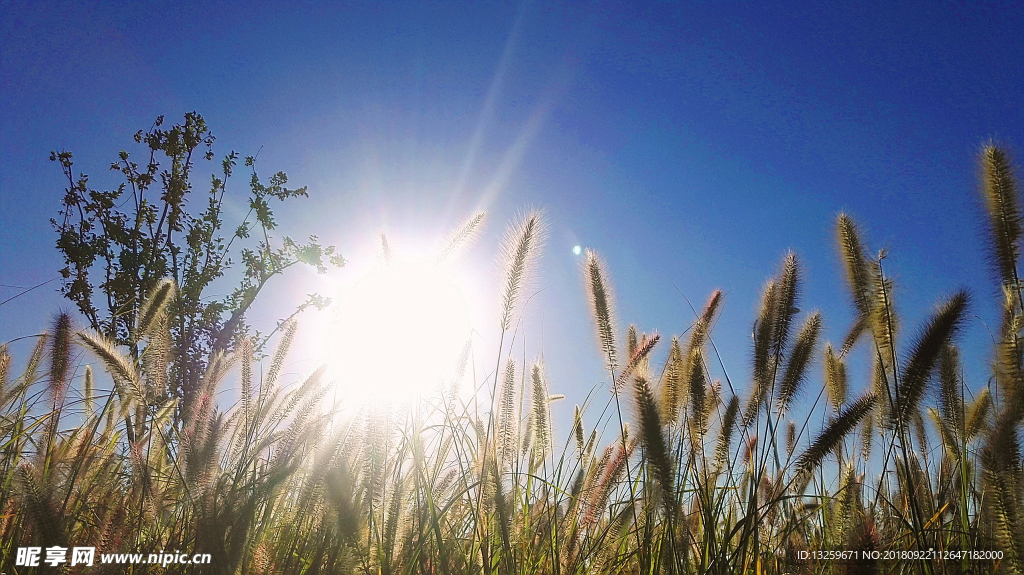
[4,148,1024,574]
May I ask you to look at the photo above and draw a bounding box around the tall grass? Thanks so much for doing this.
[2,147,1023,574]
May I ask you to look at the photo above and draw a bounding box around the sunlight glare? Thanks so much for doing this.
[327,261,471,405]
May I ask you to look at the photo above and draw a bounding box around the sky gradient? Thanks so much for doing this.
[3,1,1024,423]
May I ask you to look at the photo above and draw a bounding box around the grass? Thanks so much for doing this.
[2,146,1024,574]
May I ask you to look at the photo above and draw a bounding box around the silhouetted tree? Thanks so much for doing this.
[51,112,343,404]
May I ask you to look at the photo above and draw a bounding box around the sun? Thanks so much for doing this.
[325,260,472,405]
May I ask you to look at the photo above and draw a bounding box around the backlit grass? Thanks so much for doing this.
[2,147,1023,574]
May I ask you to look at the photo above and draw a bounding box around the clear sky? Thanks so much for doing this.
[2,1,1024,427]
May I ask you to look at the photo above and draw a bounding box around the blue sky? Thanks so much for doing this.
[2,1,1023,426]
